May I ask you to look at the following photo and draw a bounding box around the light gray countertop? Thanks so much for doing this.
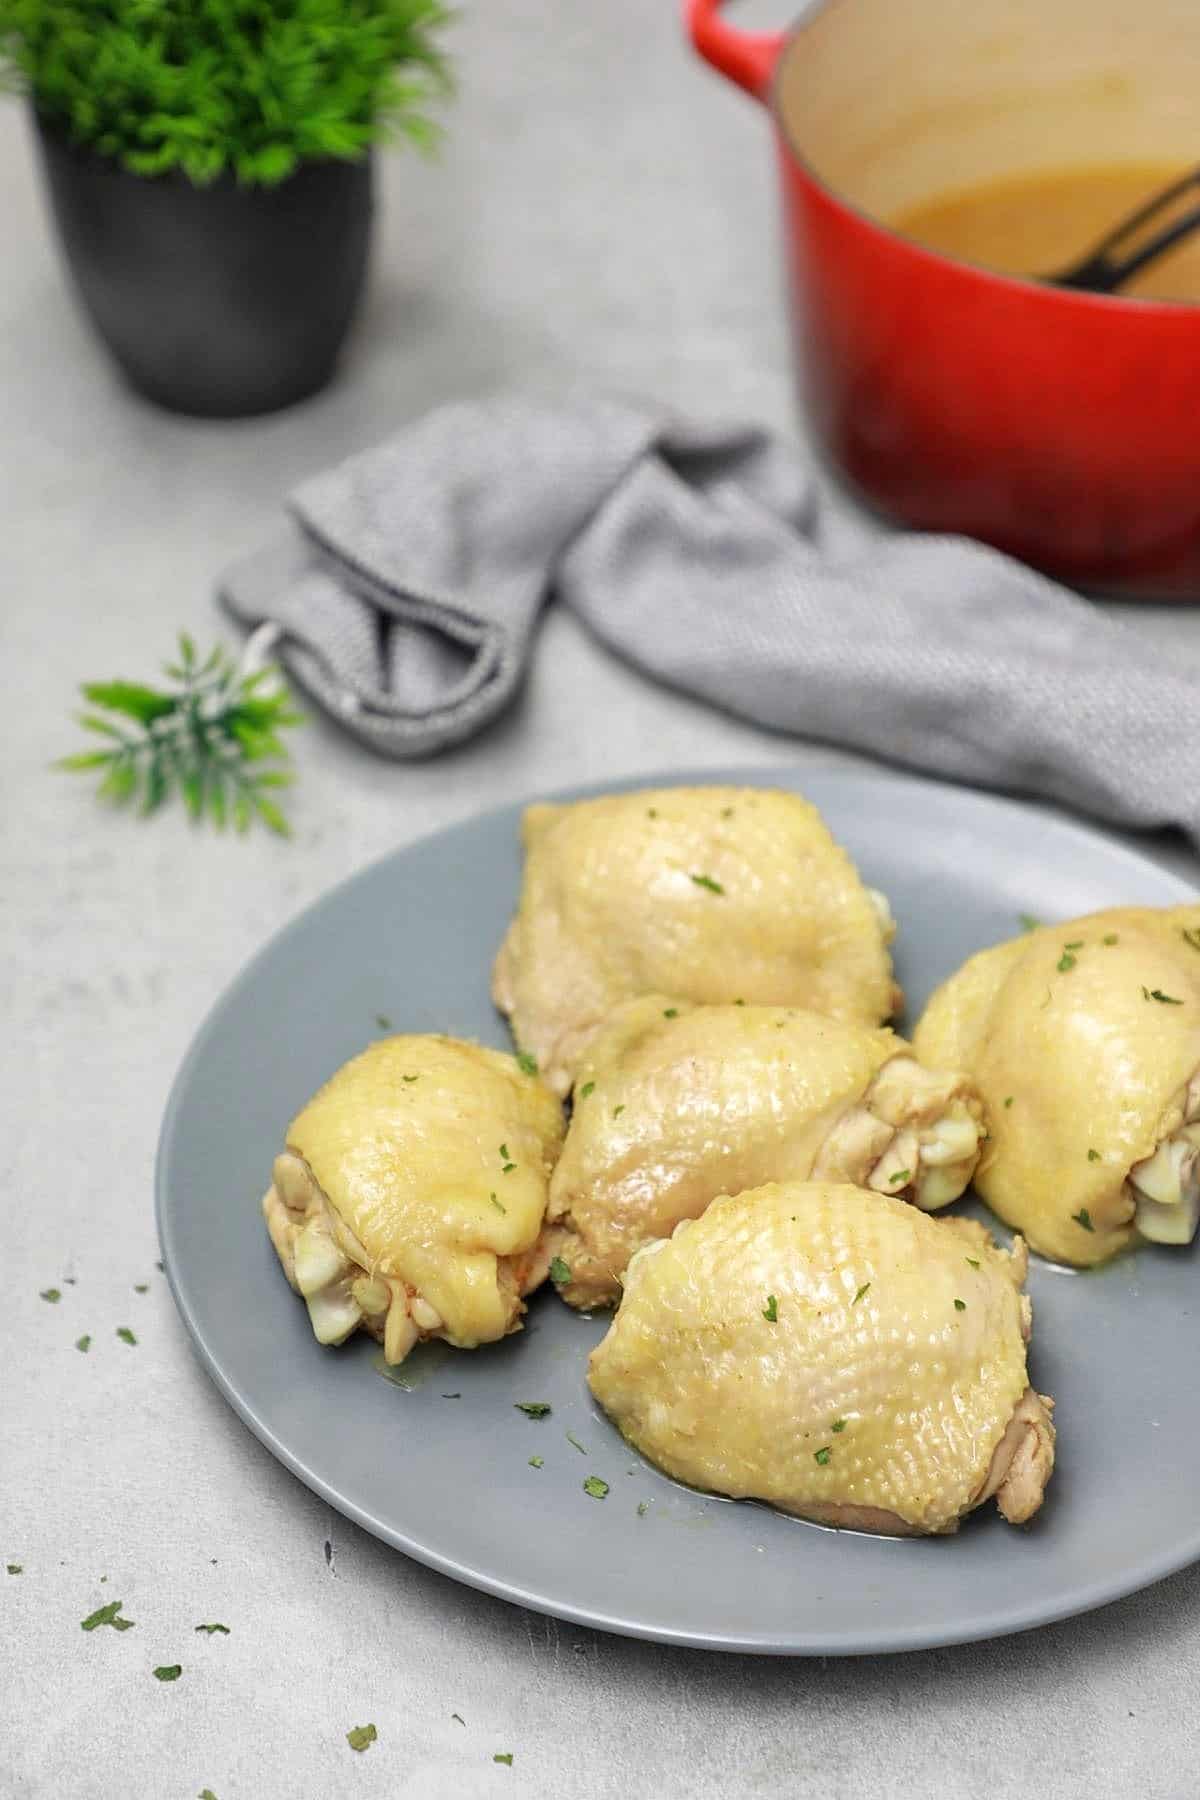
[3,4,1199,1796]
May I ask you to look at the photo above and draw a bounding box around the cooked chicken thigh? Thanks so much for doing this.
[589,1181,1054,1535]
[914,906,1200,1265]
[262,1035,564,1363]
[492,786,899,1095]
[545,998,982,1308]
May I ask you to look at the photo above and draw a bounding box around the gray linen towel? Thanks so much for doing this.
[220,391,1200,846]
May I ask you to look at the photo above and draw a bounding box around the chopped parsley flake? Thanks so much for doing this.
[637,1501,650,1517]
[153,1664,181,1681]
[690,872,725,895]
[814,1447,832,1466]
[734,997,745,1005]
[578,1081,595,1099]
[1102,933,1119,946]
[194,1623,229,1635]
[516,1052,538,1076]
[954,1298,967,1311]
[81,1600,133,1632]
[1003,1096,1013,1108]
[1087,1148,1100,1163]
[762,1294,778,1322]
[502,1162,516,1174]
[490,1193,507,1214]
[528,1456,544,1469]
[499,1143,509,1160]
[200,1791,218,1799]
[1181,928,1200,953]
[1019,913,1041,931]
[647,808,658,819]
[663,1008,678,1019]
[966,1257,980,1269]
[888,1169,911,1186]
[583,1476,609,1499]
[134,1283,149,1293]
[549,1257,571,1286]
[613,1105,625,1118]
[1064,939,1084,950]
[1144,988,1183,1005]
[514,1402,551,1418]
[7,1564,22,1575]
[831,1419,847,1434]
[1072,1208,1095,1232]
[40,1288,61,1303]
[853,1283,871,1305]
[346,1724,376,1752]
[494,1753,514,1766]
[402,1074,419,1084]
[75,1335,91,1353]
[375,1013,392,1030]
[1057,951,1077,973]
[565,1431,587,1455]
[116,1327,137,1345]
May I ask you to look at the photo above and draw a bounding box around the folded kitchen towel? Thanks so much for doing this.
[220,390,1200,847]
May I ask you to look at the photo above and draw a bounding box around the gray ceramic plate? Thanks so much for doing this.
[157,768,1200,1655]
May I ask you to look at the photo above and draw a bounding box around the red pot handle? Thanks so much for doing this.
[685,0,786,100]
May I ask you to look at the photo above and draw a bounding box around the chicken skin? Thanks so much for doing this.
[589,1181,1054,1535]
[262,1035,564,1363]
[544,999,982,1308]
[492,786,899,1095]
[914,906,1200,1265]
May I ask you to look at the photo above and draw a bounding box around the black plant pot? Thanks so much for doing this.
[33,114,373,417]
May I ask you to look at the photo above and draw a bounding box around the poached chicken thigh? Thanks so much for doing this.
[914,906,1200,1264]
[544,998,983,1308]
[262,1035,564,1363]
[588,1180,1055,1535]
[492,785,899,1095]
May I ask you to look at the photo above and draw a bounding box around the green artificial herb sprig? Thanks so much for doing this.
[0,0,452,187]
[58,636,302,835]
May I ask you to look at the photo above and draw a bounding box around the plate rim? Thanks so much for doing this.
[156,764,1200,1655]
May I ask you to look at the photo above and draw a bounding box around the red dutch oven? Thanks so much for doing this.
[687,0,1200,598]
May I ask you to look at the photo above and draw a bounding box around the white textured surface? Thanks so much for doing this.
[3,2,1200,1795]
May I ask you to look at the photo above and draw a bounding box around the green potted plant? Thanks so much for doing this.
[0,0,451,416]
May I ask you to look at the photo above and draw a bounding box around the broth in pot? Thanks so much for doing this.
[892,163,1200,301]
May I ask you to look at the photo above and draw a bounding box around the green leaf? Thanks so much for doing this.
[57,750,115,772]
[346,1724,377,1752]
[181,767,204,821]
[494,1753,514,1766]
[81,681,176,725]
[116,1327,137,1345]
[141,754,169,816]
[194,1622,230,1634]
[515,1051,538,1076]
[582,1476,609,1499]
[153,1664,182,1681]
[76,1335,92,1352]
[252,792,291,838]
[81,1600,133,1631]
[78,715,128,739]
[514,1402,551,1418]
[548,1256,571,1286]
[40,1287,61,1303]
[99,760,138,804]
